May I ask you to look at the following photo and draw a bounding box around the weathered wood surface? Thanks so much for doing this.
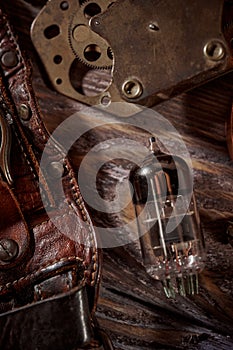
[2,1,233,349]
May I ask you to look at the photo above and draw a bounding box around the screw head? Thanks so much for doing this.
[0,239,19,262]
[122,79,143,99]
[91,18,100,27]
[203,40,225,61]
[149,23,159,31]
[60,1,69,10]
[1,50,18,68]
[18,104,31,121]
[101,95,111,106]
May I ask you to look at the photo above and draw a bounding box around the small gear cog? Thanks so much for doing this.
[69,0,115,69]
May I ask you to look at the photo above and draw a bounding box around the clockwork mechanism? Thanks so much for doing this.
[31,0,121,107]
[32,0,233,112]
[69,0,114,69]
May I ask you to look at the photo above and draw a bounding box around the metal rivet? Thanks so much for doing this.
[18,104,31,121]
[101,95,111,106]
[1,50,18,68]
[149,23,159,31]
[122,79,143,99]
[47,161,64,179]
[0,239,19,262]
[93,19,100,26]
[60,1,69,10]
[203,40,225,61]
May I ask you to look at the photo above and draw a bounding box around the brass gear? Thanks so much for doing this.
[69,0,115,69]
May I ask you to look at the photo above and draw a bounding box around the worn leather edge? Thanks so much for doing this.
[0,284,95,350]
[0,7,99,288]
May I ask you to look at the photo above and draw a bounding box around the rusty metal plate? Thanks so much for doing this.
[31,0,233,112]
[91,0,233,105]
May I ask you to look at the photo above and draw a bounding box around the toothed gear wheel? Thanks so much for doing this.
[69,0,115,69]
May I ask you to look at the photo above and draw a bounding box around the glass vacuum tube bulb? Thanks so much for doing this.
[130,137,205,298]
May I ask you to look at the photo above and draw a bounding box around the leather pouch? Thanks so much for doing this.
[0,8,110,350]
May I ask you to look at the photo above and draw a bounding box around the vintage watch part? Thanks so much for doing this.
[69,0,114,69]
[31,0,124,109]
[91,0,233,106]
[31,0,233,112]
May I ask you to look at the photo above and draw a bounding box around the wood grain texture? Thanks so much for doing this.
[2,1,233,349]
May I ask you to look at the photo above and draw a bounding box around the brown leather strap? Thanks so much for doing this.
[0,7,98,290]
[0,5,115,349]
[0,285,95,350]
[0,6,104,349]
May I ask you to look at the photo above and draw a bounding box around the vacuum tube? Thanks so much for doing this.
[130,137,205,298]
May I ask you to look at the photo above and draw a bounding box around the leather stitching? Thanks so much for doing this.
[0,256,84,293]
[13,125,38,181]
[64,160,98,286]
[3,19,38,184]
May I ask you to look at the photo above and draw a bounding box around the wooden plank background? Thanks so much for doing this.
[2,1,233,349]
